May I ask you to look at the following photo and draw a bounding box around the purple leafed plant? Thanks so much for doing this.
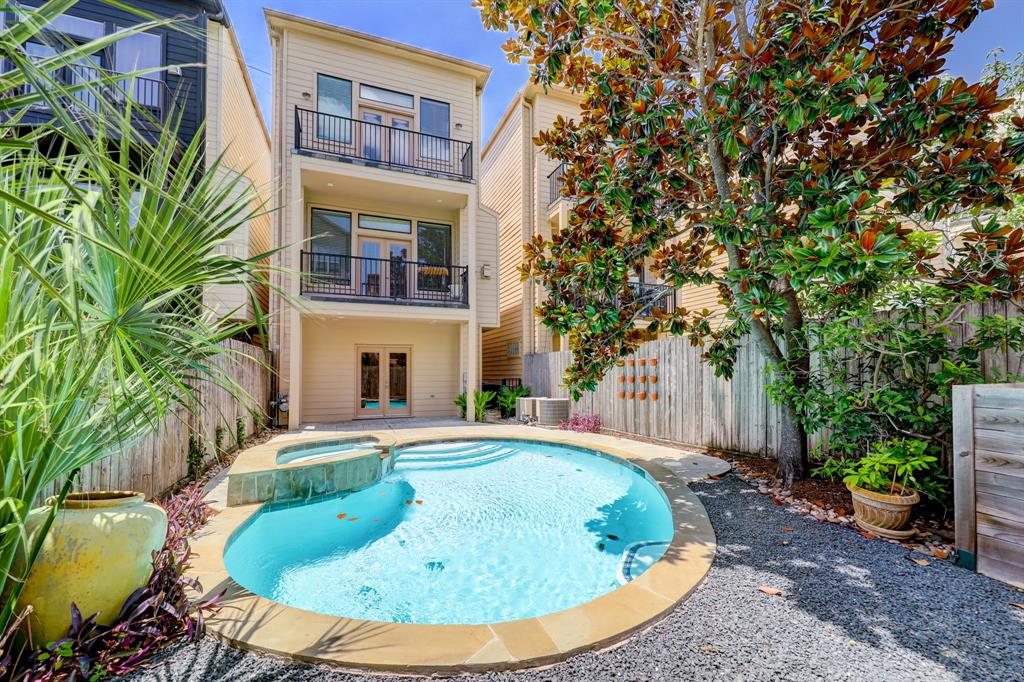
[20,479,221,681]
[559,413,602,433]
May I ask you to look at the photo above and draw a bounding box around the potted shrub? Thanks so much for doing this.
[840,439,937,539]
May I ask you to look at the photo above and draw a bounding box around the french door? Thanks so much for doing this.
[358,237,412,298]
[361,108,413,166]
[357,346,411,418]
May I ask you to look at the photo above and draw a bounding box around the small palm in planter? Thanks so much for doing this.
[840,439,938,539]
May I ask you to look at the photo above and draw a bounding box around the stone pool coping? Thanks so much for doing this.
[187,425,727,674]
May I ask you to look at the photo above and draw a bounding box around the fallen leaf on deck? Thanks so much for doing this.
[782,527,794,532]
[1010,603,1024,610]
[771,498,782,505]
[931,548,949,560]
[699,645,720,654]
[758,586,783,596]
[911,558,930,567]
[835,507,846,517]
[861,531,879,540]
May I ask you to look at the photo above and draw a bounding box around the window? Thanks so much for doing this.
[358,214,411,234]
[419,98,450,160]
[114,30,163,108]
[507,341,520,358]
[417,222,453,292]
[310,209,352,280]
[359,84,413,109]
[416,222,451,265]
[317,74,352,143]
[48,13,105,40]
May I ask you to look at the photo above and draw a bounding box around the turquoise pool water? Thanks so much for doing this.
[275,439,377,465]
[224,439,674,625]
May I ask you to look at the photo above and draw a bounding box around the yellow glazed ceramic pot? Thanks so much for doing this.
[18,491,167,645]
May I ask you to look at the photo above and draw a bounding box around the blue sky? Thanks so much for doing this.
[225,0,1024,144]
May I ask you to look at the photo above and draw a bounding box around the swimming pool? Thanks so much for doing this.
[224,438,674,625]
[274,438,379,465]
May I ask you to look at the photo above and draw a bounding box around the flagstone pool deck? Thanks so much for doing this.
[183,424,729,673]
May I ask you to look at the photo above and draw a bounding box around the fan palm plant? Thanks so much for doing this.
[0,1,274,637]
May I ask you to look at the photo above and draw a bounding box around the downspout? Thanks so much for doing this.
[522,95,535,357]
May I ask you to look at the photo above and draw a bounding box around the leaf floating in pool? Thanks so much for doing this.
[349,517,359,521]
[597,542,606,551]
[372,518,381,522]
[405,500,413,505]
[336,513,347,519]
[606,534,619,541]
[415,499,423,504]
[425,561,445,572]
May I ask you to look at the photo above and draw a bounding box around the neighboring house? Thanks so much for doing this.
[264,10,498,427]
[480,84,676,385]
[6,1,271,325]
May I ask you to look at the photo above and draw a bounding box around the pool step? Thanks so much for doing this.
[395,445,519,470]
[396,442,506,464]
[398,441,486,456]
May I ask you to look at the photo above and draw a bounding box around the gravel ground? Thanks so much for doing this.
[121,475,1024,682]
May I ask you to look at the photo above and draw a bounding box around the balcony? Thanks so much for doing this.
[548,162,566,206]
[614,281,676,317]
[10,63,176,126]
[300,251,469,308]
[294,107,473,182]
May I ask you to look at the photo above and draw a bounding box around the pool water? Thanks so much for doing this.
[225,439,674,625]
[275,440,377,465]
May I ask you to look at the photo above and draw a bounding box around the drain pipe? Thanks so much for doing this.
[522,94,535,356]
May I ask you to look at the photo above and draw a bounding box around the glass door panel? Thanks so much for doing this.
[386,350,410,416]
[388,241,410,299]
[362,110,383,160]
[388,115,412,166]
[358,349,382,416]
[359,239,382,297]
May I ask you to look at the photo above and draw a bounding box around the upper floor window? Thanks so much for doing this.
[359,84,413,109]
[420,97,450,160]
[359,214,412,234]
[310,208,352,255]
[317,74,352,143]
[114,30,163,108]
[417,222,451,266]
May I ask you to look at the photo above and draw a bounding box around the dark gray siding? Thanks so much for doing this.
[19,0,211,145]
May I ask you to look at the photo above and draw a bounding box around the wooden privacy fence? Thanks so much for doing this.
[525,335,786,456]
[39,338,270,501]
[524,300,1023,459]
[953,383,1024,587]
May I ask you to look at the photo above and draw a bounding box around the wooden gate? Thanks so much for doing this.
[953,383,1024,587]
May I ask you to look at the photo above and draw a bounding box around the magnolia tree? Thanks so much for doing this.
[478,0,1024,484]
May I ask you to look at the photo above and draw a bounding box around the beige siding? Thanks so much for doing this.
[477,206,500,329]
[204,20,272,321]
[301,318,461,422]
[481,103,526,381]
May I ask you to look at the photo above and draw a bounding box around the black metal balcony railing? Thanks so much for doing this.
[548,162,566,206]
[13,62,173,122]
[615,281,676,317]
[300,251,469,307]
[294,107,473,181]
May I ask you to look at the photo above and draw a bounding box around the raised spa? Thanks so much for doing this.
[274,438,378,465]
[224,439,674,625]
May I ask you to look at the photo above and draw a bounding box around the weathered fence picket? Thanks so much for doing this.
[38,339,270,502]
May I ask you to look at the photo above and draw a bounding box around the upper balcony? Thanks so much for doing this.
[294,106,474,182]
[548,162,567,206]
[300,251,469,308]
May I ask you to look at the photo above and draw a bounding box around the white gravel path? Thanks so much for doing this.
[120,476,1024,682]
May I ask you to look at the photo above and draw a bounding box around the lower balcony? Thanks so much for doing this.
[300,251,469,308]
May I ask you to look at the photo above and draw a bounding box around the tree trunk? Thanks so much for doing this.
[777,400,808,488]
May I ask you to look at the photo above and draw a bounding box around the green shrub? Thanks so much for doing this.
[454,391,496,421]
[235,417,246,449]
[454,392,467,418]
[214,426,226,458]
[815,439,941,500]
[496,385,531,418]
[186,435,208,481]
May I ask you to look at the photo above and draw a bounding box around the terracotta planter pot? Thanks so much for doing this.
[627,375,634,384]
[616,390,626,399]
[18,491,168,645]
[649,358,658,366]
[846,483,919,539]
[650,375,658,384]
[627,391,635,399]
[638,391,647,400]
[639,375,647,383]
[617,375,625,383]
[651,392,659,401]
[638,358,646,366]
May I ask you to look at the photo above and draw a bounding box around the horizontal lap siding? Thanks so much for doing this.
[481,104,525,381]
[281,31,476,166]
[477,207,500,328]
[969,385,1024,587]
[301,318,461,422]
